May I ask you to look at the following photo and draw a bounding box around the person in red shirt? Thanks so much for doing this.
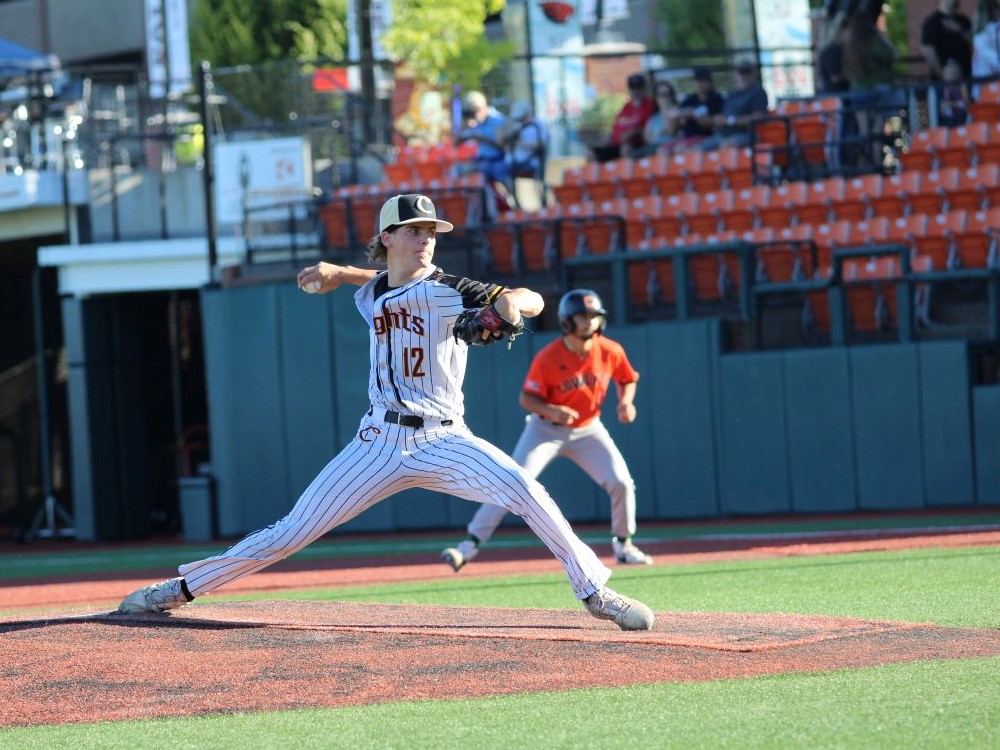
[591,73,657,162]
[442,289,654,571]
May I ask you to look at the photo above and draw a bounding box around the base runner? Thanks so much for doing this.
[118,195,654,631]
[442,289,654,572]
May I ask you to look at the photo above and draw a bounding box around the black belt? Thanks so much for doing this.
[384,410,454,429]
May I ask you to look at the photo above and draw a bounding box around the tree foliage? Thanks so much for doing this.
[189,0,348,67]
[380,0,513,89]
[653,0,725,61]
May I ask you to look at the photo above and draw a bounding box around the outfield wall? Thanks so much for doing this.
[191,283,998,538]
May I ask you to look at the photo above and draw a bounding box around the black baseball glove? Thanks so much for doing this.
[453,304,524,347]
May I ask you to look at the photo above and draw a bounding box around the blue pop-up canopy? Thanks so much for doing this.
[0,35,58,77]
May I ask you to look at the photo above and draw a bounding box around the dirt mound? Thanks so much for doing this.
[3,600,998,727]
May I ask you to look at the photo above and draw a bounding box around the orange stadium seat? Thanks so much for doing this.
[317,198,351,250]
[868,172,921,218]
[648,213,684,240]
[850,216,891,245]
[483,224,519,274]
[517,219,558,271]
[756,225,817,283]
[814,220,855,256]
[663,191,700,217]
[384,162,416,184]
[629,258,660,309]
[552,182,588,206]
[651,171,690,198]
[348,195,383,243]
[914,210,968,268]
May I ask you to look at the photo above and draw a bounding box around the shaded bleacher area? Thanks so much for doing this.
[313,109,1000,351]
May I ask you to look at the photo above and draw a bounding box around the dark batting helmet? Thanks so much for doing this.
[558,288,607,334]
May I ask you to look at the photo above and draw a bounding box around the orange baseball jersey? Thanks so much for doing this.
[522,336,639,427]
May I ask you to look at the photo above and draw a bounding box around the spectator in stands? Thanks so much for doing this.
[699,61,769,151]
[921,0,974,81]
[972,0,1000,81]
[503,100,548,206]
[638,79,681,156]
[674,67,725,152]
[453,91,510,187]
[591,73,657,163]
[818,12,851,93]
[841,8,898,165]
[938,58,972,125]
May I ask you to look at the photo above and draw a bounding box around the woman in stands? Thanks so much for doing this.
[639,80,682,156]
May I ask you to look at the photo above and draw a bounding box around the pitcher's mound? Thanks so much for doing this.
[3,600,999,727]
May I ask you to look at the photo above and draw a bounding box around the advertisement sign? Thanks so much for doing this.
[753,0,814,101]
[145,0,192,98]
[213,138,312,226]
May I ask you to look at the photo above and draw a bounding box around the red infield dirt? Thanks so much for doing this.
[1,523,999,727]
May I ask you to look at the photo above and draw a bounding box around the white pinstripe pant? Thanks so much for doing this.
[179,415,612,600]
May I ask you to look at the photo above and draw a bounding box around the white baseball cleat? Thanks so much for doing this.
[441,539,479,572]
[613,537,654,565]
[584,586,655,631]
[118,577,191,614]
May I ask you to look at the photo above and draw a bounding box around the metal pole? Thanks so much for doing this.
[110,137,120,241]
[749,0,762,70]
[28,266,74,540]
[61,137,71,242]
[197,61,219,286]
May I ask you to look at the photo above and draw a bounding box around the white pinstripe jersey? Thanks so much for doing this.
[354,265,504,420]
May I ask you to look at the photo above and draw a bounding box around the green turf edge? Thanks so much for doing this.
[222,546,1000,629]
[2,512,998,579]
[2,657,997,750]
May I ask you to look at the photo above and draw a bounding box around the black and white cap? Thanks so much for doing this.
[378,194,454,233]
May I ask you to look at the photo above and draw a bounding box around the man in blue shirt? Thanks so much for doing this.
[454,91,510,186]
[699,61,770,151]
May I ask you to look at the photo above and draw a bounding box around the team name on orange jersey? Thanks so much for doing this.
[555,372,610,393]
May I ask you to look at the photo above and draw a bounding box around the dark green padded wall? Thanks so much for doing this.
[607,324,658,526]
[918,341,975,506]
[277,285,340,502]
[646,319,722,518]
[972,385,1000,505]
[849,345,924,509]
[202,286,289,535]
[198,281,995,538]
[782,348,857,512]
[718,353,791,514]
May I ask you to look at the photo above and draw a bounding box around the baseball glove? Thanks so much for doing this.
[453,304,524,347]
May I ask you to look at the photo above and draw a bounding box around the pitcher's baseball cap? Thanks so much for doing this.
[378,194,454,233]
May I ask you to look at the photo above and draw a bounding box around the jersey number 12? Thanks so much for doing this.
[403,347,425,377]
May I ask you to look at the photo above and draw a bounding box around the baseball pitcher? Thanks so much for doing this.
[117,194,654,632]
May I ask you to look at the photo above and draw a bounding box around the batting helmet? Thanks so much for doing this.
[558,289,607,334]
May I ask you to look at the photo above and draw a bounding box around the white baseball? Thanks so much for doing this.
[302,280,322,294]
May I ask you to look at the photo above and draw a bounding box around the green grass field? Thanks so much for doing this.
[1,526,998,749]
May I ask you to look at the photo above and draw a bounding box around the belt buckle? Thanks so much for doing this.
[386,410,423,429]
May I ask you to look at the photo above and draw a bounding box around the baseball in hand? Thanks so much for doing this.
[302,280,322,294]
